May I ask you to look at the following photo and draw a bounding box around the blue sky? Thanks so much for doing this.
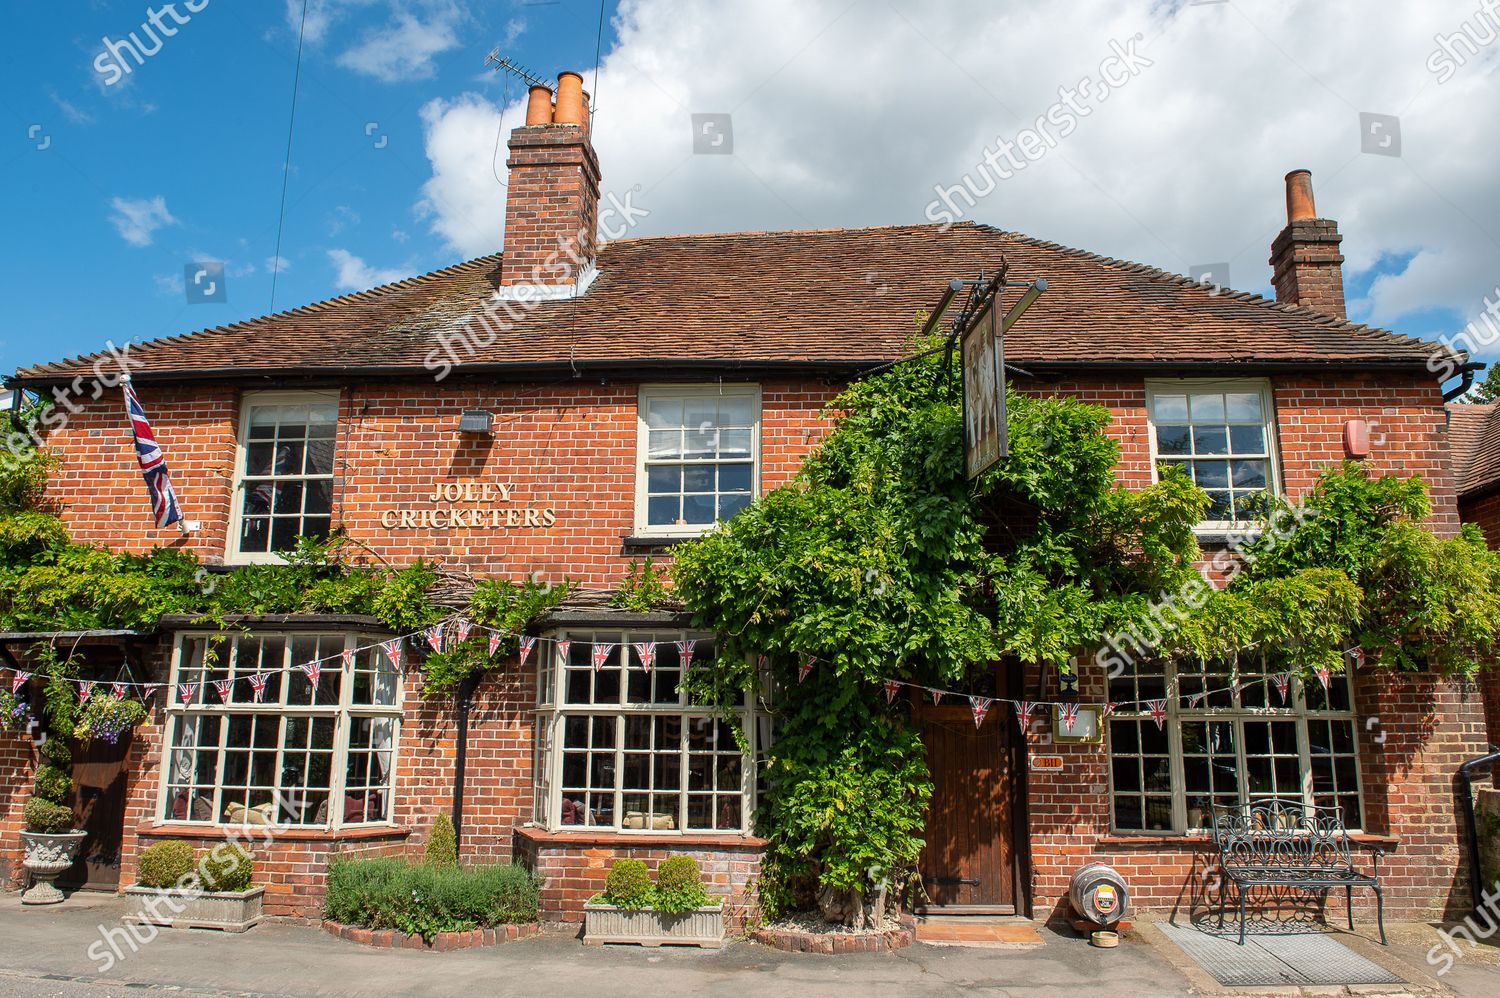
[3,1,1496,381]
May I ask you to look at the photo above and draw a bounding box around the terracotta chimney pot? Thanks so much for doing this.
[1285,169,1316,222]
[555,72,586,125]
[525,85,554,126]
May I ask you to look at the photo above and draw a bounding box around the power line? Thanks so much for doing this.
[270,0,309,314]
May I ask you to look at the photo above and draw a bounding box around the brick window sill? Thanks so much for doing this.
[138,821,410,843]
[515,825,767,850]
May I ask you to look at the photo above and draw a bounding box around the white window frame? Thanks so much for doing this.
[1144,379,1281,532]
[226,390,341,565]
[533,629,756,835]
[1106,657,1365,836]
[156,630,402,830]
[633,384,761,538]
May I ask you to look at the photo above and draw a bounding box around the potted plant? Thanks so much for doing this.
[124,841,265,932]
[584,857,725,948]
[73,691,147,744]
[19,751,84,905]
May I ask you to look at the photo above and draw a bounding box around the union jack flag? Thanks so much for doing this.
[124,380,183,529]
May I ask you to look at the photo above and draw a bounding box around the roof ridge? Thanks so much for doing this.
[601,221,966,246]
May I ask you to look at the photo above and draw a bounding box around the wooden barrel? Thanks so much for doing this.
[1069,863,1128,924]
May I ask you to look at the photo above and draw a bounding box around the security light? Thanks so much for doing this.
[458,409,494,434]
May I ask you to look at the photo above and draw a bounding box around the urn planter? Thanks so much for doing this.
[20,830,86,905]
[583,902,725,948]
[123,885,266,932]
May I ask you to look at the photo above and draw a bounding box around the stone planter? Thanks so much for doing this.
[123,885,265,932]
[583,902,725,948]
[20,830,86,905]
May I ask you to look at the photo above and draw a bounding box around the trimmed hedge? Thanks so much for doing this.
[601,858,653,910]
[137,841,195,889]
[199,843,254,892]
[324,858,539,943]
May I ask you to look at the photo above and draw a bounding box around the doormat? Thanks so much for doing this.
[1159,922,1402,987]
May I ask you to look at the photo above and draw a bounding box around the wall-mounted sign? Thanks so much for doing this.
[962,297,1007,479]
[379,479,556,531]
[1054,705,1103,744]
[1030,754,1064,772]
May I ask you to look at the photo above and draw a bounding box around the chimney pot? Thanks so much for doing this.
[555,71,586,125]
[1285,169,1316,222]
[525,85,554,126]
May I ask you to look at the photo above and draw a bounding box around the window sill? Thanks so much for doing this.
[515,826,767,850]
[621,535,699,549]
[137,821,410,842]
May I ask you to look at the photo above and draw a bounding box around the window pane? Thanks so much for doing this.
[647,496,680,526]
[1195,460,1229,488]
[1229,424,1266,454]
[1225,392,1263,421]
[1231,460,1267,489]
[648,430,682,459]
[1192,426,1229,455]
[719,463,753,492]
[647,466,681,494]
[1188,393,1225,421]
[1155,424,1190,456]
[1153,394,1188,421]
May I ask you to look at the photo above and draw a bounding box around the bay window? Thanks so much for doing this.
[534,630,753,833]
[161,631,400,827]
[1108,654,1363,834]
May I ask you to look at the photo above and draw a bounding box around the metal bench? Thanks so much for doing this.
[1211,801,1385,945]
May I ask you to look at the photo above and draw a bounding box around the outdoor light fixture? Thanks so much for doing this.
[458,409,494,435]
[1002,278,1048,332]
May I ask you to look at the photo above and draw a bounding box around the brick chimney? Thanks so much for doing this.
[500,71,600,288]
[1268,169,1346,318]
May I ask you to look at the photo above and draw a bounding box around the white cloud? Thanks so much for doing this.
[328,249,406,289]
[108,195,178,247]
[267,255,291,274]
[289,0,380,45]
[336,2,464,82]
[49,90,93,125]
[153,271,184,296]
[415,0,1500,344]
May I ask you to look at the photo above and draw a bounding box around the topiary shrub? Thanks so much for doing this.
[137,841,195,889]
[653,855,711,916]
[601,858,654,910]
[32,763,72,803]
[23,797,74,833]
[197,844,254,893]
[425,812,457,871]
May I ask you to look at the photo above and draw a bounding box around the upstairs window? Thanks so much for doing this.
[636,386,758,537]
[230,393,338,561]
[1146,381,1277,525]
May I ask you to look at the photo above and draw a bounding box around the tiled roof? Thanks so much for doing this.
[12,223,1459,383]
[1448,402,1500,498]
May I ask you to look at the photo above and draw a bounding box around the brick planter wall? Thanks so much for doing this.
[323,919,541,950]
[752,917,915,954]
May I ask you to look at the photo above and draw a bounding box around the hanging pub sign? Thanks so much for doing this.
[963,295,1007,480]
[378,479,557,531]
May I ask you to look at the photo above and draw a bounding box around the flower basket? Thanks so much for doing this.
[583,901,725,948]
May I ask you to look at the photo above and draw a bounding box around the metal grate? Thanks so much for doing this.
[1159,923,1402,987]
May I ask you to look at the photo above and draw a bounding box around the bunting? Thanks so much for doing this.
[556,639,571,664]
[675,639,697,670]
[112,683,127,701]
[248,673,269,702]
[381,639,404,670]
[632,641,657,672]
[884,679,901,704]
[298,661,321,689]
[517,636,536,669]
[592,642,615,672]
[931,689,943,705]
[1061,701,1079,730]
[424,623,446,654]
[212,679,233,703]
[177,682,198,705]
[142,683,163,701]
[340,648,355,671]
[488,632,502,657]
[1147,699,1168,730]
[1014,700,1039,734]
[798,654,816,683]
[453,620,473,646]
[10,670,30,693]
[1314,664,1331,694]
[1271,672,1290,704]
[79,681,96,701]
[970,696,992,729]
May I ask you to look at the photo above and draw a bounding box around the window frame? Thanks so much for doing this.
[226,390,341,565]
[156,629,402,831]
[1106,656,1365,836]
[533,628,756,835]
[1144,379,1281,532]
[633,383,761,538]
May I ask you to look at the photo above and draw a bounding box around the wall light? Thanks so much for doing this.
[458,409,494,435]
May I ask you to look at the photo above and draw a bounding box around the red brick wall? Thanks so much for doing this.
[1460,490,1500,548]
[0,733,31,890]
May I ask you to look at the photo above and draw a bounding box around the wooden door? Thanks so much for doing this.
[59,732,132,891]
[915,697,1019,912]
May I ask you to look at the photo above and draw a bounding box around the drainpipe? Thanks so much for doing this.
[1443,362,1485,402]
[452,672,482,858]
[1458,747,1500,911]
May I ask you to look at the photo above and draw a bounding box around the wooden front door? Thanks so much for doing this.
[59,732,133,891]
[915,688,1022,912]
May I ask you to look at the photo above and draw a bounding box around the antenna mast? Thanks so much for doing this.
[485,49,551,91]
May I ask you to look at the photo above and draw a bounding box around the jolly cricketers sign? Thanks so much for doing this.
[963,294,1007,479]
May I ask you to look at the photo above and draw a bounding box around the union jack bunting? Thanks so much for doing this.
[381,639,403,669]
[1060,701,1079,730]
[142,683,163,701]
[798,654,816,683]
[213,679,233,703]
[970,696,992,729]
[488,632,502,657]
[1271,672,1291,704]
[756,654,770,671]
[1187,691,1205,709]
[453,620,473,645]
[123,380,183,529]
[424,624,446,654]
[592,642,615,672]
[177,682,198,704]
[675,639,696,670]
[556,639,571,664]
[78,681,95,701]
[1347,646,1366,668]
[1314,664,1332,694]
[247,673,269,702]
[1102,701,1118,718]
[298,661,321,688]
[931,689,943,705]
[1147,699,1168,730]
[517,636,536,668]
[884,679,901,704]
[632,641,657,672]
[1014,701,1039,734]
[340,649,355,671]
[10,670,30,693]
[112,683,127,700]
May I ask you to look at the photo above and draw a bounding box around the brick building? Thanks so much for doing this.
[1447,401,1500,753]
[3,72,1489,930]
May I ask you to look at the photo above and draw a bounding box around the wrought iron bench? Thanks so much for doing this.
[1211,801,1385,945]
